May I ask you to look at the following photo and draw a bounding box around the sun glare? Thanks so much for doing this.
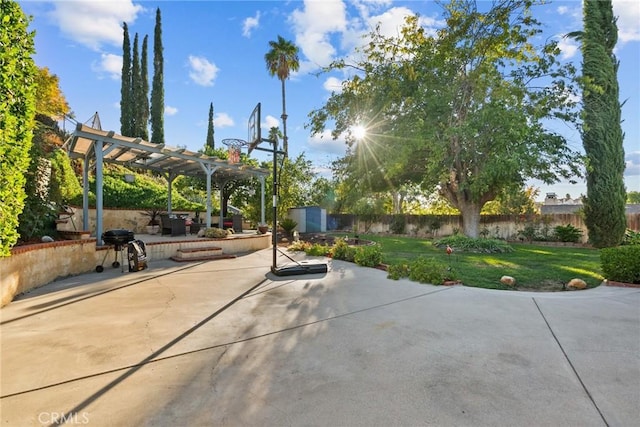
[352,125,367,140]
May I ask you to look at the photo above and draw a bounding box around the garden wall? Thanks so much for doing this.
[327,213,640,243]
[57,206,251,235]
[0,234,270,308]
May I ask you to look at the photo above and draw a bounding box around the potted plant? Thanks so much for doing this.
[141,208,163,234]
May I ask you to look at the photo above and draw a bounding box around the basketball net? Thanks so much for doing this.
[228,146,240,164]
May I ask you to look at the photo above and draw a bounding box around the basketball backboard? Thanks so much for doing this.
[247,102,261,155]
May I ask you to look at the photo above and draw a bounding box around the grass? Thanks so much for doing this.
[344,234,603,291]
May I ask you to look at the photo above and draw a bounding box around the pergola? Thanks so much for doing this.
[64,124,269,245]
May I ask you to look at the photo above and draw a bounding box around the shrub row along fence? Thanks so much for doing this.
[327,213,640,244]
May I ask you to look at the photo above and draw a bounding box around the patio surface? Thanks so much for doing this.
[1,248,638,426]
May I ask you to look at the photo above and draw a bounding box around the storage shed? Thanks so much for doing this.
[288,206,326,233]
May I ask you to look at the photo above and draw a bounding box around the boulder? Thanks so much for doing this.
[500,275,516,286]
[567,278,587,290]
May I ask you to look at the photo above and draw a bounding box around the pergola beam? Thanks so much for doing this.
[65,124,269,245]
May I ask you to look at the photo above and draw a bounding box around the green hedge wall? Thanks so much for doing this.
[0,1,37,256]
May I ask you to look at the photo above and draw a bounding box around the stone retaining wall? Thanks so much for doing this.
[57,206,251,234]
[0,234,270,308]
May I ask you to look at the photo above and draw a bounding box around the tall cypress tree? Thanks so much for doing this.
[206,102,215,150]
[131,32,140,137]
[120,22,132,136]
[140,35,150,141]
[581,0,626,248]
[150,8,164,144]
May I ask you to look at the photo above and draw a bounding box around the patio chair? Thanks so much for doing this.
[160,214,186,237]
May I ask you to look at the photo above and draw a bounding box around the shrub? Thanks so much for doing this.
[387,262,410,280]
[554,224,583,243]
[407,256,457,285]
[280,218,297,233]
[622,229,640,246]
[518,223,538,242]
[600,246,640,284]
[48,149,82,206]
[353,244,382,267]
[306,243,330,257]
[331,238,356,262]
[204,227,229,238]
[389,215,406,234]
[288,240,311,252]
[434,235,513,253]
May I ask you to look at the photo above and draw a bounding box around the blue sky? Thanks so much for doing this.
[20,0,640,200]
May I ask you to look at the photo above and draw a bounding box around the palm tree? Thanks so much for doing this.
[264,35,299,158]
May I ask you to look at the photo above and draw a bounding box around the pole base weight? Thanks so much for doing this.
[271,262,328,276]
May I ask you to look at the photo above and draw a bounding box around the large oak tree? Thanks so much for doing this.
[308,0,581,237]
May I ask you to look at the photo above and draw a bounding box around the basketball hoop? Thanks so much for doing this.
[222,138,247,165]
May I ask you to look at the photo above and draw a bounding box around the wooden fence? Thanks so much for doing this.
[327,213,640,243]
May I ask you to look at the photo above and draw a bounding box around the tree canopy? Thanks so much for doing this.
[120,22,132,136]
[34,67,70,119]
[206,102,214,150]
[580,0,626,248]
[265,35,299,158]
[150,7,164,144]
[308,0,581,237]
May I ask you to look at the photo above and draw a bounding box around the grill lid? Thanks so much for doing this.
[102,229,134,245]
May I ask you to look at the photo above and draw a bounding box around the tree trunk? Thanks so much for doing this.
[281,78,288,158]
[458,202,482,238]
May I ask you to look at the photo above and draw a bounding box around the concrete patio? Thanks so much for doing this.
[1,248,638,426]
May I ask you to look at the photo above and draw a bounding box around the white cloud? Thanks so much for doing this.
[613,0,640,43]
[557,6,569,15]
[187,55,219,86]
[214,113,234,128]
[289,0,442,75]
[365,6,416,38]
[91,53,122,79]
[48,0,143,51]
[242,12,260,38]
[557,36,579,60]
[165,106,178,116]
[264,115,280,130]
[323,76,343,93]
[308,130,348,155]
[290,0,348,70]
[626,151,640,176]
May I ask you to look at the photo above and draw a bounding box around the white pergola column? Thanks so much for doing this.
[260,175,266,225]
[199,163,218,228]
[165,171,177,214]
[94,139,104,245]
[82,153,90,232]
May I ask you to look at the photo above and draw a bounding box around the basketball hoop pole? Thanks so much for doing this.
[250,138,283,272]
[271,140,278,271]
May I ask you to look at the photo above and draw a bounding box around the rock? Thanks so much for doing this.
[500,275,516,286]
[567,278,587,290]
[41,236,54,243]
[197,229,206,238]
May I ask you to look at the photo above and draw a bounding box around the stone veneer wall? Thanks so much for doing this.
[56,206,252,234]
[0,234,270,308]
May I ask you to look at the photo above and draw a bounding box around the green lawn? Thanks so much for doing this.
[358,234,603,291]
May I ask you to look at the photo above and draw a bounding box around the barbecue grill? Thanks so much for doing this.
[97,229,135,272]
